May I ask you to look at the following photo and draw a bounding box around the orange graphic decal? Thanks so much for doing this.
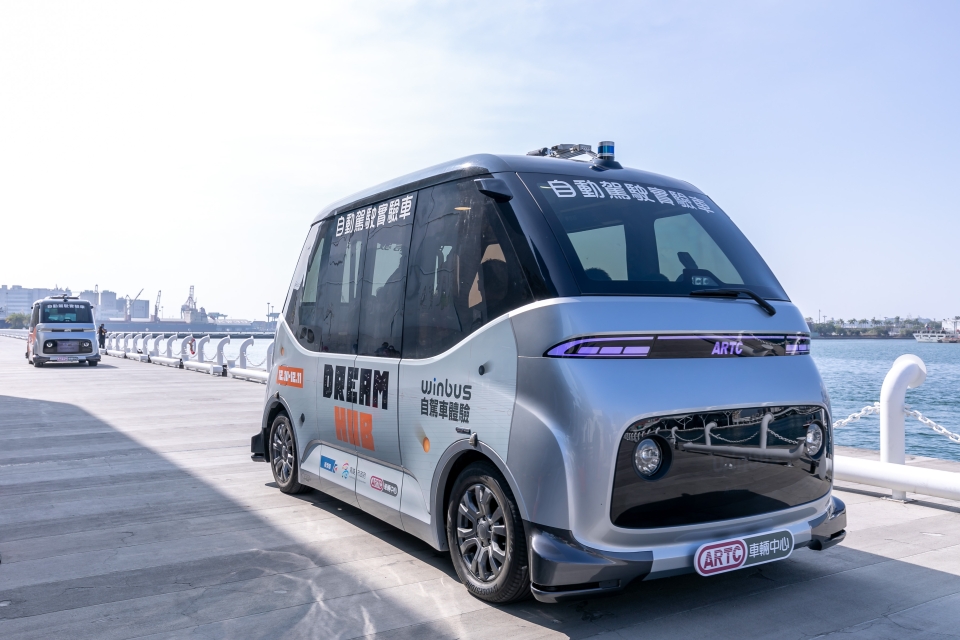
[333,407,375,451]
[347,408,360,446]
[360,412,374,451]
[277,366,304,388]
[335,406,349,442]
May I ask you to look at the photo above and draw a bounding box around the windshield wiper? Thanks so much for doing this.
[690,288,776,316]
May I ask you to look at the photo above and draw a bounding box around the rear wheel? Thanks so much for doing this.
[446,462,529,603]
[88,360,99,367]
[269,414,306,494]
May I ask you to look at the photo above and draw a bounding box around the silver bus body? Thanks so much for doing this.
[253,151,846,602]
[26,296,100,367]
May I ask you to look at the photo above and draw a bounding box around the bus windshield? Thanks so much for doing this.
[41,302,93,324]
[520,173,788,300]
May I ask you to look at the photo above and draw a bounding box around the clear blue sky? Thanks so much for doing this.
[1,1,957,322]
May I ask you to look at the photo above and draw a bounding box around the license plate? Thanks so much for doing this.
[52,356,80,362]
[694,529,794,576]
[57,341,80,353]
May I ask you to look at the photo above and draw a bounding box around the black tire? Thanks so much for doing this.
[33,357,43,368]
[88,360,99,367]
[269,414,306,494]
[446,462,530,603]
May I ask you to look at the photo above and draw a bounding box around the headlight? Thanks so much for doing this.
[81,341,91,347]
[805,423,824,457]
[634,438,663,477]
[44,341,54,349]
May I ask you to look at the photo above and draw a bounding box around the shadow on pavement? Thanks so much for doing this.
[1,391,959,639]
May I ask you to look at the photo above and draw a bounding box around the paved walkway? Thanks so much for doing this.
[1,336,960,639]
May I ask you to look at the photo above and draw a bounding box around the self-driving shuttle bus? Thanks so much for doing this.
[251,142,846,603]
[26,296,100,367]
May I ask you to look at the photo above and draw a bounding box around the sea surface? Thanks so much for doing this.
[813,339,960,462]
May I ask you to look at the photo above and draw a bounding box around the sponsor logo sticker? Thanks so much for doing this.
[320,456,336,473]
[695,530,793,576]
[277,366,304,388]
[368,475,399,497]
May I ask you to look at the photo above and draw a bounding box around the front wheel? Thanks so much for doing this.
[88,360,99,367]
[269,414,306,494]
[446,462,529,603]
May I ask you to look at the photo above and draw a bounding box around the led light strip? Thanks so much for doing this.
[545,334,811,359]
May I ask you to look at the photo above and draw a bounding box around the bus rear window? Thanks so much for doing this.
[520,173,788,300]
[41,303,93,324]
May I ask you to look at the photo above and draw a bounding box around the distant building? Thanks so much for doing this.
[100,290,119,317]
[130,299,150,319]
[79,290,100,321]
[0,285,72,318]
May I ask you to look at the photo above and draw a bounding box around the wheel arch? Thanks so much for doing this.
[261,394,293,463]
[430,441,530,550]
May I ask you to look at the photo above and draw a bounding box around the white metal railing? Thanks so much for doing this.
[150,334,182,368]
[5,330,274,383]
[183,335,230,376]
[228,338,273,383]
[833,354,960,501]
[105,332,128,358]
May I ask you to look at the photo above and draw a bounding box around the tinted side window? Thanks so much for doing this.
[403,179,533,359]
[283,223,323,351]
[313,219,366,354]
[357,201,415,357]
[30,305,39,328]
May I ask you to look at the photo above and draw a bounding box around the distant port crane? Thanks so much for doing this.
[124,289,144,322]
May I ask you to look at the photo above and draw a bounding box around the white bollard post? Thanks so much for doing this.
[237,336,255,370]
[196,335,211,363]
[213,336,230,374]
[163,335,177,358]
[880,354,926,500]
[181,335,195,361]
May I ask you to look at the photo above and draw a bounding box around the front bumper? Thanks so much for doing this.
[37,332,98,362]
[34,353,101,364]
[527,495,847,603]
[527,522,652,602]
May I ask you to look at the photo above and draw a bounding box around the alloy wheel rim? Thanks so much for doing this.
[271,421,294,484]
[456,483,507,582]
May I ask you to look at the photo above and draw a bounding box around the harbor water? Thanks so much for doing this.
[814,339,960,462]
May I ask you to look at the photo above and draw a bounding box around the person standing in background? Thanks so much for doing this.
[97,324,106,350]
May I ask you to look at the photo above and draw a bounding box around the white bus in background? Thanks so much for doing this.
[26,296,100,367]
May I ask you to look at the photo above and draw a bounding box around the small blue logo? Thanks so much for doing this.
[321,456,336,473]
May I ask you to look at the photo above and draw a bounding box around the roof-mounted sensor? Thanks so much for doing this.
[526,143,597,161]
[528,141,622,169]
